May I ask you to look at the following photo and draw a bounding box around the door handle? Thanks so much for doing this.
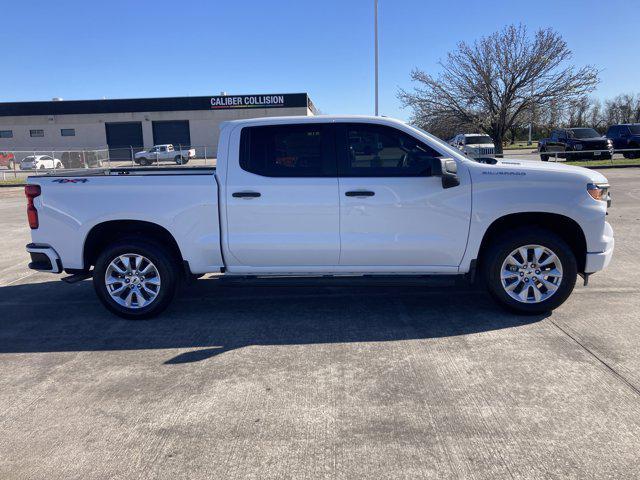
[345,190,375,197]
[232,191,261,198]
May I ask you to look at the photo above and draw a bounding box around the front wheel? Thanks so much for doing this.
[93,240,179,319]
[483,228,577,314]
[539,149,549,161]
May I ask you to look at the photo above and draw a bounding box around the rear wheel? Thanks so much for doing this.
[623,145,639,159]
[138,157,149,166]
[174,155,188,165]
[93,240,178,319]
[483,228,577,314]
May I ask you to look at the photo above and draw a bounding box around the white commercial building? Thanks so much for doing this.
[0,93,316,159]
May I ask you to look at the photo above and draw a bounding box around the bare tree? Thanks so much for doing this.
[398,24,599,154]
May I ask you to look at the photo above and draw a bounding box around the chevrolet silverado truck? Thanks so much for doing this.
[24,116,614,319]
[538,128,613,161]
[134,144,196,166]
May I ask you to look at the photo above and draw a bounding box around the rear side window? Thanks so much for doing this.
[338,123,442,177]
[240,124,335,177]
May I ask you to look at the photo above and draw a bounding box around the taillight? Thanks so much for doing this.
[25,184,41,229]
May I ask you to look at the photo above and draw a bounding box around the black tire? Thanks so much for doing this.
[174,155,188,165]
[623,147,639,159]
[540,152,549,161]
[93,239,179,320]
[482,228,577,314]
[138,157,149,166]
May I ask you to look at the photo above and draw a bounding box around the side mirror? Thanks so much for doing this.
[436,158,460,189]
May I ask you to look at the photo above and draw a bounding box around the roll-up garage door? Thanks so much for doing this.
[152,120,191,148]
[105,122,143,160]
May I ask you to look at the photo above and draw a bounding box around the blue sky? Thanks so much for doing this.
[2,0,637,120]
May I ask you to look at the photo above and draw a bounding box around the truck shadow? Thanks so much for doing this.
[0,276,549,364]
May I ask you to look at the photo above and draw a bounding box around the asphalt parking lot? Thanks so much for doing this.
[1,168,639,479]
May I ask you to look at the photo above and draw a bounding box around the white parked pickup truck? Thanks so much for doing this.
[24,116,614,319]
[134,144,196,166]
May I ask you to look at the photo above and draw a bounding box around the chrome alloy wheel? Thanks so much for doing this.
[500,244,563,304]
[105,254,161,309]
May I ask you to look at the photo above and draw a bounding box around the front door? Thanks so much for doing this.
[225,123,340,267]
[336,123,471,268]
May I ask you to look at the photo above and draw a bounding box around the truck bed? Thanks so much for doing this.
[27,166,223,273]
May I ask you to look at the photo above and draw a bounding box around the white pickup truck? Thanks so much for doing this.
[134,144,196,166]
[24,116,614,319]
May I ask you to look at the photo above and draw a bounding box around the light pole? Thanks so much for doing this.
[374,0,379,116]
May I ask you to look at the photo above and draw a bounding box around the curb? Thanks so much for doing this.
[0,184,26,188]
[582,164,640,170]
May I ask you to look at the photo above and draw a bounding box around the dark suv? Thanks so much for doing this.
[606,124,640,159]
[538,128,612,161]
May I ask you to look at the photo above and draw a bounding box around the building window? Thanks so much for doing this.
[61,128,75,137]
[0,130,12,138]
[30,129,45,137]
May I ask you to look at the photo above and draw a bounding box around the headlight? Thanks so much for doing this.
[587,183,610,203]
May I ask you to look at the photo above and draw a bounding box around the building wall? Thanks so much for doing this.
[0,106,311,156]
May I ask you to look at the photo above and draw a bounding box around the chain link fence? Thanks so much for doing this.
[0,145,217,181]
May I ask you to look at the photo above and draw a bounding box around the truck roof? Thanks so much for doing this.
[220,115,408,129]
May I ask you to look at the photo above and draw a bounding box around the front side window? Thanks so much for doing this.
[628,125,640,135]
[61,128,75,136]
[240,124,334,177]
[0,130,12,138]
[339,124,442,177]
[30,129,44,137]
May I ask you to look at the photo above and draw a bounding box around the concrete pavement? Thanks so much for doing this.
[0,169,639,479]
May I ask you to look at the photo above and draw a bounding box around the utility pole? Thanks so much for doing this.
[528,83,533,145]
[374,0,379,116]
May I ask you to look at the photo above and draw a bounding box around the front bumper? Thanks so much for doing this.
[584,222,614,273]
[26,243,62,273]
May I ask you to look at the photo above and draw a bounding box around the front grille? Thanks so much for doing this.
[479,148,494,155]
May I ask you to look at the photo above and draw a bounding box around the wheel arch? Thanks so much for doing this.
[477,212,587,273]
[83,220,185,271]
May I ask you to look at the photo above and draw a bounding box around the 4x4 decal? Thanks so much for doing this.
[52,178,89,183]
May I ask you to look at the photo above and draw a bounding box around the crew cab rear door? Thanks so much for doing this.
[224,123,340,267]
[336,123,471,269]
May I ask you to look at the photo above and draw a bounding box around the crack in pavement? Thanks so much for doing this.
[548,318,640,398]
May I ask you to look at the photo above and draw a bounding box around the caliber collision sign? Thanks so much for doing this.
[210,95,286,109]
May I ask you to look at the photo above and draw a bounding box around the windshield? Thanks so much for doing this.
[465,135,493,144]
[410,126,476,162]
[22,156,35,162]
[570,128,600,139]
[628,125,640,135]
